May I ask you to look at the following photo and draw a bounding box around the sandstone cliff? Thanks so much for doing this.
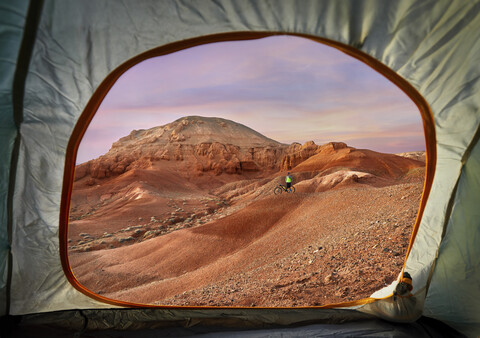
[75,116,334,181]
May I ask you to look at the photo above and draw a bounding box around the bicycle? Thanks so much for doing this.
[274,184,295,195]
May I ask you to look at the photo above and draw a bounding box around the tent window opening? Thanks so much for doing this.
[64,35,427,307]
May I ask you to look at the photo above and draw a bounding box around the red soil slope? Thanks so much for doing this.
[68,116,425,307]
[69,173,423,306]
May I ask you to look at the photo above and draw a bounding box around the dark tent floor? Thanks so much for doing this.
[2,310,464,337]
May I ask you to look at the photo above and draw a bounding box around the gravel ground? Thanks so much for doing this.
[156,179,423,307]
[70,169,423,307]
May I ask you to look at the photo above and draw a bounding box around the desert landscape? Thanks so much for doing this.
[68,116,425,307]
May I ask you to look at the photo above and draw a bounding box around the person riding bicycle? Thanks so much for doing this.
[285,172,293,192]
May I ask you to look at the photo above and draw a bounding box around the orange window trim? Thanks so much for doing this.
[59,31,436,309]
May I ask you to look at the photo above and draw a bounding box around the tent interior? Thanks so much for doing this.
[1,0,479,337]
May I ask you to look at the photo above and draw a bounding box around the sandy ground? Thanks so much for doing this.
[69,174,422,307]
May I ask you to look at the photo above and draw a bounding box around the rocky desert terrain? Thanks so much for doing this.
[69,116,425,307]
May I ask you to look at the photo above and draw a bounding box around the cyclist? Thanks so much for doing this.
[285,172,293,192]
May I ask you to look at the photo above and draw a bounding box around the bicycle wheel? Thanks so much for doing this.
[289,186,295,193]
[274,186,283,195]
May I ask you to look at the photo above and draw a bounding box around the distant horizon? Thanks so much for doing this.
[76,114,425,164]
[77,36,425,164]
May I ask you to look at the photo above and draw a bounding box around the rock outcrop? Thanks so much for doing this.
[75,116,330,180]
[74,116,425,187]
[280,141,347,171]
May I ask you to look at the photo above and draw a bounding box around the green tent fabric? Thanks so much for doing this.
[1,0,479,336]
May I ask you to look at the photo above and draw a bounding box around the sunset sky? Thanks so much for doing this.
[77,35,424,164]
